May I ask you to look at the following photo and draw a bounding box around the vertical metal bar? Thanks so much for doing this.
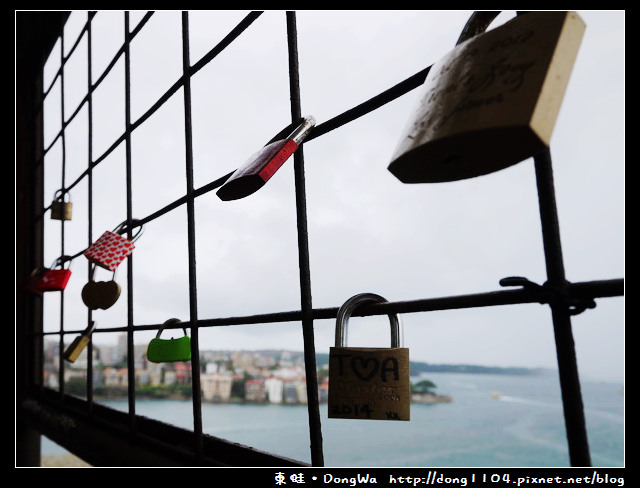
[86,11,96,410]
[533,147,591,466]
[84,13,95,409]
[181,11,204,458]
[57,27,67,400]
[286,11,325,467]
[123,11,138,431]
[15,12,52,465]
[56,27,65,398]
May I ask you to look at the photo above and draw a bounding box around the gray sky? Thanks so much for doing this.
[41,10,624,382]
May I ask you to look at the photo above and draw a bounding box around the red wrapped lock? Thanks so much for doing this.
[84,221,143,272]
[26,257,72,294]
[216,116,315,201]
[38,268,72,292]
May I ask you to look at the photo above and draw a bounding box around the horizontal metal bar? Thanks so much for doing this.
[22,391,306,467]
[41,278,623,337]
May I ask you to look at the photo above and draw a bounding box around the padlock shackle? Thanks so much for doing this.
[156,318,188,339]
[84,320,97,335]
[51,255,72,270]
[113,219,144,242]
[335,293,402,348]
[89,263,117,281]
[53,188,71,202]
[455,11,501,46]
[455,11,531,47]
[287,115,316,145]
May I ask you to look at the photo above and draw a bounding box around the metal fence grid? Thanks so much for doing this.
[18,10,623,467]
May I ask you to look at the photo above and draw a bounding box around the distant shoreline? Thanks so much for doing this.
[409,363,548,376]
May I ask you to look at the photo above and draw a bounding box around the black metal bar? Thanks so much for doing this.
[15,11,66,467]
[85,11,97,412]
[189,11,263,76]
[307,66,431,143]
[39,278,623,338]
[85,12,96,411]
[57,23,67,400]
[23,9,625,469]
[56,12,260,203]
[533,147,591,466]
[286,11,325,467]
[123,12,138,433]
[181,11,205,459]
[41,12,148,160]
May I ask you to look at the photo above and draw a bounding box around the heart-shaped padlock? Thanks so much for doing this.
[81,266,121,310]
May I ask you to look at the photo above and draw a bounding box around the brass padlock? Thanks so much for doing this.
[328,293,410,421]
[50,190,72,221]
[388,11,586,183]
[64,321,97,363]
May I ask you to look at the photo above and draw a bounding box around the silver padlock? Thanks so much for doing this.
[328,293,410,421]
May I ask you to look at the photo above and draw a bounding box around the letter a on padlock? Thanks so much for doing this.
[328,293,410,421]
[388,11,585,183]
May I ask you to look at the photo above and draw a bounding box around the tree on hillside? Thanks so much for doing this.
[412,379,437,394]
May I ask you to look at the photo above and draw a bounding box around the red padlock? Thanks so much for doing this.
[217,116,316,201]
[30,257,72,293]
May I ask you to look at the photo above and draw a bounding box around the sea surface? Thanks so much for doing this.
[41,371,624,467]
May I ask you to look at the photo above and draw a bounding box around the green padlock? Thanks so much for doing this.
[146,319,191,363]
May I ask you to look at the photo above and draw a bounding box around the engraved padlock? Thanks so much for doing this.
[388,11,586,183]
[328,293,410,421]
[50,190,72,221]
[64,321,97,363]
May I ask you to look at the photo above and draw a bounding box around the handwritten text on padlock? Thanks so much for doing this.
[330,352,402,382]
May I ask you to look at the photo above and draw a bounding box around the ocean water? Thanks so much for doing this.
[40,372,624,467]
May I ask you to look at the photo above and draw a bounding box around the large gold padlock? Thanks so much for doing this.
[388,11,586,183]
[328,293,410,421]
[50,190,72,221]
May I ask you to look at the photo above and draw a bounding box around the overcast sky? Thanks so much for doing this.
[40,10,624,383]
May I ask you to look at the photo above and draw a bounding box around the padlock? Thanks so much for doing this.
[64,321,97,363]
[388,11,585,183]
[24,268,45,296]
[50,190,72,221]
[84,220,143,271]
[36,257,72,292]
[216,116,316,201]
[81,266,121,310]
[328,293,410,421]
[146,319,191,363]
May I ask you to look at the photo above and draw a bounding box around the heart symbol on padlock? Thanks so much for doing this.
[352,356,380,381]
[81,280,121,310]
